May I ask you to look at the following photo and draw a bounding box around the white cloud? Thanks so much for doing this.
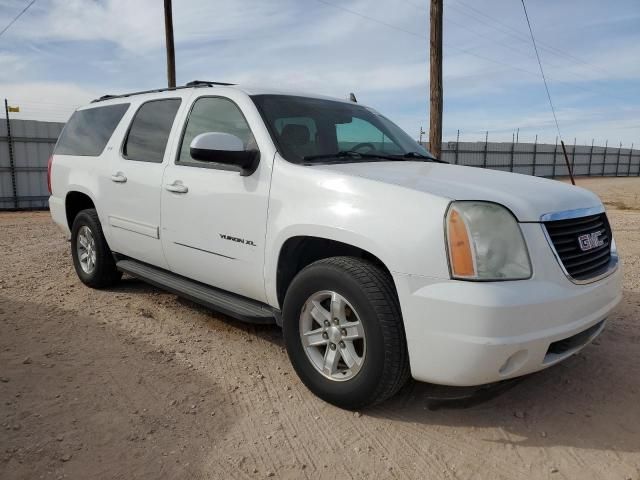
[0,82,98,122]
[21,0,164,52]
[0,0,636,145]
[231,62,428,97]
[0,53,28,80]
[7,0,303,54]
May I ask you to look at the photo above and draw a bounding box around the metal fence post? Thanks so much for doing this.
[571,137,576,176]
[509,132,515,172]
[615,142,622,177]
[482,131,488,169]
[454,129,459,165]
[4,99,18,209]
[551,136,557,179]
[602,140,608,176]
[587,138,594,176]
[532,134,538,176]
[628,143,634,176]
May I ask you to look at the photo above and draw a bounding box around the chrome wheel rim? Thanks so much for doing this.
[77,225,97,274]
[299,290,366,382]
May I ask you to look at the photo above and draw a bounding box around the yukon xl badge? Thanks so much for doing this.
[220,234,256,246]
[578,231,604,252]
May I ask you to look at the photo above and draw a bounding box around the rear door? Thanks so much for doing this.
[103,95,186,268]
[50,103,130,235]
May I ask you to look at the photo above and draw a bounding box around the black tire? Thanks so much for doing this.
[70,208,122,288]
[282,256,410,409]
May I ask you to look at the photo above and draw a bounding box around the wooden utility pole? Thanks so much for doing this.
[429,0,443,158]
[164,0,176,88]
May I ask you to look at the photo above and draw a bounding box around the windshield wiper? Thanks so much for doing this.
[398,151,448,163]
[302,151,366,162]
[302,150,443,164]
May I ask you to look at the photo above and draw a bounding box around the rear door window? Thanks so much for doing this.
[55,103,130,156]
[123,99,182,163]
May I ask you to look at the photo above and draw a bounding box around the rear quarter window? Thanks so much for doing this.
[55,103,130,156]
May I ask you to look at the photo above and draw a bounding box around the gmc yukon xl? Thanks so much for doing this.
[48,81,622,408]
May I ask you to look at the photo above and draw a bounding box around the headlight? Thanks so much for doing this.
[445,201,532,280]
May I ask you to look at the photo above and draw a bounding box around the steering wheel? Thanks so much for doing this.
[350,142,376,153]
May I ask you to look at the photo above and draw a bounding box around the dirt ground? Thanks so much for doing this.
[1,176,639,480]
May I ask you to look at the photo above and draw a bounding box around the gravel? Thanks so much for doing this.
[1,177,639,479]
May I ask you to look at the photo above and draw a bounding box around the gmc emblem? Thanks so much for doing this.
[578,231,604,252]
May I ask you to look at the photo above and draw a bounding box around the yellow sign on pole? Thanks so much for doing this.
[8,106,19,113]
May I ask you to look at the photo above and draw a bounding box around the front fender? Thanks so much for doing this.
[264,158,452,306]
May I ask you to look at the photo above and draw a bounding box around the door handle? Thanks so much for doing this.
[111,172,127,183]
[165,181,188,194]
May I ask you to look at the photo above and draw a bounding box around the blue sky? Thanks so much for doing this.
[0,0,638,145]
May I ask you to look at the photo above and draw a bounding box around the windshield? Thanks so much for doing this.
[251,94,435,164]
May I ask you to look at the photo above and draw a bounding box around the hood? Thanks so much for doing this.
[315,161,602,222]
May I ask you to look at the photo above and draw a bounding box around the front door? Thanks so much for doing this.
[160,94,272,302]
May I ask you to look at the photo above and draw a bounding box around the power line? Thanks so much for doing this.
[449,0,605,71]
[314,0,426,38]
[448,0,613,81]
[434,0,615,86]
[314,0,629,108]
[520,0,576,185]
[0,0,37,39]
[442,9,628,104]
[336,0,623,111]
[400,0,627,102]
[313,0,545,78]
[520,0,562,139]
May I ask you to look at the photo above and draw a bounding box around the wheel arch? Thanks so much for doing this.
[274,234,395,309]
[65,190,96,230]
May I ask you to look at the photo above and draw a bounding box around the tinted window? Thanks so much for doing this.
[55,103,129,156]
[336,117,402,154]
[178,97,255,166]
[252,94,433,164]
[123,99,181,163]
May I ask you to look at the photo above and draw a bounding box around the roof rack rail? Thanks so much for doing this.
[94,95,119,102]
[185,80,235,87]
[91,80,235,103]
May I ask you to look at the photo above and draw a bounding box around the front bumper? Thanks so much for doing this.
[393,223,622,386]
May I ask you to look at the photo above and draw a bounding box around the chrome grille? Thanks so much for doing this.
[543,213,613,281]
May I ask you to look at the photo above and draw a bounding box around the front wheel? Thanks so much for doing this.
[282,257,410,409]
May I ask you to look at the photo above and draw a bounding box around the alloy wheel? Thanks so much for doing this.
[299,290,366,381]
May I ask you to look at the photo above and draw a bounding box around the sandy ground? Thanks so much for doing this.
[1,176,639,480]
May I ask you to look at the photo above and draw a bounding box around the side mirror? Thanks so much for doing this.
[190,132,260,176]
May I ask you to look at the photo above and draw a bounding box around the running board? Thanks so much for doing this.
[116,259,278,325]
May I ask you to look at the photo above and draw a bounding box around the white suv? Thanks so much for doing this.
[48,81,622,409]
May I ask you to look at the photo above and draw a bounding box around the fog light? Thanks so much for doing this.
[499,350,529,376]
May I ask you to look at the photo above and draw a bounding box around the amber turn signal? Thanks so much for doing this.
[447,208,476,277]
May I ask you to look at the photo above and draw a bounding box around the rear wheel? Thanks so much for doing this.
[282,257,410,409]
[70,208,121,288]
